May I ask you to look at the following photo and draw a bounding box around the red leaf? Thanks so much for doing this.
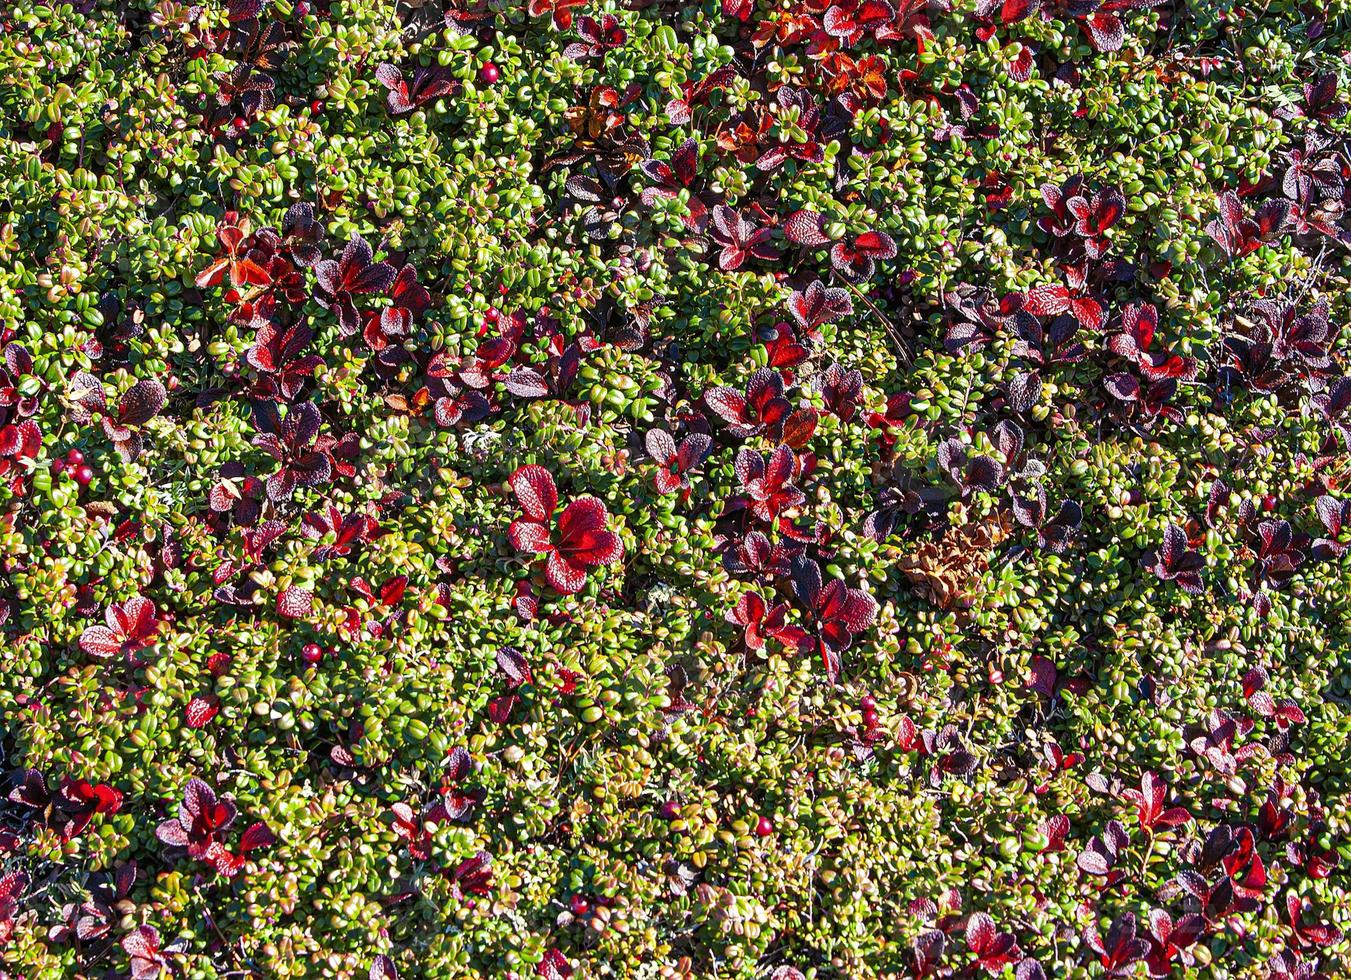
[545,551,589,594]
[79,625,123,659]
[496,647,533,687]
[557,496,610,540]
[509,519,553,553]
[704,387,748,426]
[277,586,314,619]
[509,465,558,522]
[379,575,408,606]
[185,695,220,729]
[537,949,573,980]
[118,379,168,426]
[504,367,551,398]
[238,821,276,853]
[1023,284,1069,317]
[783,209,830,246]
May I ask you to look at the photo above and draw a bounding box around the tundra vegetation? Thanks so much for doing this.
[0,0,1350,977]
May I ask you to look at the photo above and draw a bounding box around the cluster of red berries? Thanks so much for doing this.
[860,694,879,730]
[50,449,94,487]
[477,305,499,336]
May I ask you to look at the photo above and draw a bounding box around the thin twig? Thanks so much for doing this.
[831,272,913,366]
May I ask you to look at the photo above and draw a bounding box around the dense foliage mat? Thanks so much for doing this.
[2,0,1351,976]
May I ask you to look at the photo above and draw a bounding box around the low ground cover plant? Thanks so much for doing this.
[0,0,1349,976]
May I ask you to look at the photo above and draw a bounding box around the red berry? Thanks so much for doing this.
[862,708,879,728]
[73,466,94,487]
[485,306,499,322]
[754,816,774,838]
[65,449,83,466]
[310,100,323,114]
[659,800,680,820]
[860,695,877,712]
[233,117,247,130]
[569,895,590,917]
[1262,494,1277,512]
[51,458,66,476]
[301,643,323,664]
[479,62,500,85]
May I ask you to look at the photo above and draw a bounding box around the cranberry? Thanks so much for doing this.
[310,100,323,114]
[51,458,66,476]
[301,643,323,665]
[233,117,247,130]
[659,800,680,820]
[754,816,774,838]
[1261,494,1277,512]
[479,62,500,85]
[65,449,83,466]
[73,466,94,487]
[569,895,590,917]
[862,708,879,728]
[860,694,877,712]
